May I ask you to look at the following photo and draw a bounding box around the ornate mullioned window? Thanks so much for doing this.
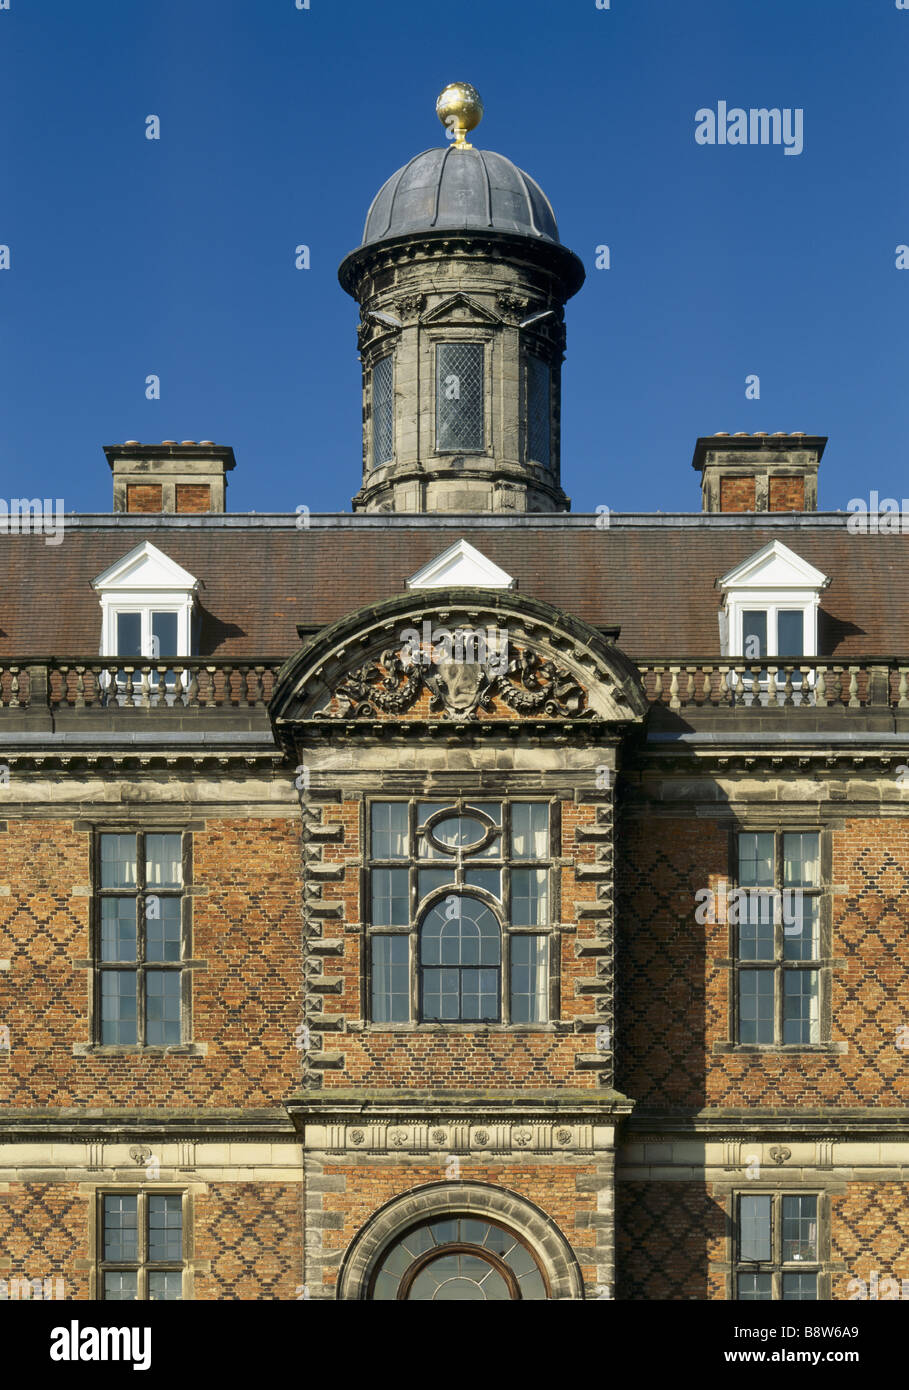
[98,1191,185,1300]
[734,1193,820,1300]
[733,831,824,1047]
[367,799,554,1025]
[94,832,188,1046]
[435,343,484,451]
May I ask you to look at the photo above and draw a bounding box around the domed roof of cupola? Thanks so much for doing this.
[362,144,561,247]
[356,83,562,250]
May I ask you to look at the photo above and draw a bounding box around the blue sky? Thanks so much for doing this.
[1,0,906,515]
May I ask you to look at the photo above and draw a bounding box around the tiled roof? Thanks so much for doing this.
[1,516,904,660]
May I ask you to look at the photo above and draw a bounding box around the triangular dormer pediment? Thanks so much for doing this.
[92,542,198,594]
[407,539,515,591]
[719,540,827,592]
[419,293,501,328]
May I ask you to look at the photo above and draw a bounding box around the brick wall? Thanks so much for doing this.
[617,815,909,1107]
[194,1183,301,1300]
[0,817,303,1106]
[719,476,756,512]
[616,1181,725,1299]
[313,1160,598,1295]
[126,484,163,513]
[769,476,805,511]
[176,483,212,513]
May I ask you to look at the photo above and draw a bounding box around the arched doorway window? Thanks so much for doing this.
[369,1216,549,1300]
[419,894,501,1022]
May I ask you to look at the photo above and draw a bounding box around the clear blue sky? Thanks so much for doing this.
[1,0,906,515]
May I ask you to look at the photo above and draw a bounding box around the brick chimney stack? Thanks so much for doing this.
[692,433,825,513]
[104,442,236,513]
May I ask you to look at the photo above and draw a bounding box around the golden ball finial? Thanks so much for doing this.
[436,82,483,150]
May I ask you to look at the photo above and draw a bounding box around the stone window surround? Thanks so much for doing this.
[335,1179,585,1301]
[363,794,562,1031]
[521,350,554,471]
[429,329,494,458]
[714,823,843,1057]
[369,352,394,471]
[90,1187,194,1302]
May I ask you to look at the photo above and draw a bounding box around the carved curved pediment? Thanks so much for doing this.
[270,590,648,739]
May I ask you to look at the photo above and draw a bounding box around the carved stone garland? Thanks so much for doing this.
[332,645,591,720]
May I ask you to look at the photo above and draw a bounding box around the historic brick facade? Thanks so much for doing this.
[1,86,907,1304]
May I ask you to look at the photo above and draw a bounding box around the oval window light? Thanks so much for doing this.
[430,815,486,851]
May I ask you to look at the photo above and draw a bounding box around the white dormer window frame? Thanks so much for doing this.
[718,541,828,663]
[407,539,515,591]
[92,542,199,661]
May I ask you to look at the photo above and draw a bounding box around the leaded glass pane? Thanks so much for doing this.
[371,868,409,926]
[783,832,819,887]
[148,1271,182,1300]
[739,1194,772,1261]
[739,970,774,1044]
[148,1195,182,1262]
[104,1195,138,1262]
[101,898,136,962]
[101,971,137,1044]
[511,868,548,926]
[101,833,137,888]
[782,1272,817,1300]
[146,834,182,888]
[526,355,551,466]
[738,833,774,887]
[371,802,408,859]
[104,1271,138,1300]
[372,355,394,466]
[145,971,181,1045]
[511,803,549,859]
[783,895,819,961]
[738,893,775,960]
[510,935,548,1022]
[436,343,484,451]
[371,935,410,1022]
[146,897,181,962]
[464,867,501,899]
[782,1195,817,1262]
[737,1272,772,1299]
[783,970,819,1044]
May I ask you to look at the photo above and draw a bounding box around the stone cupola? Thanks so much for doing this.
[338,84,585,514]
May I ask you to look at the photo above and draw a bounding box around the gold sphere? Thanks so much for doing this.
[436,82,483,149]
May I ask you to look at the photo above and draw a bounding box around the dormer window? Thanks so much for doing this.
[93,542,198,662]
[719,542,828,662]
[436,342,484,452]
